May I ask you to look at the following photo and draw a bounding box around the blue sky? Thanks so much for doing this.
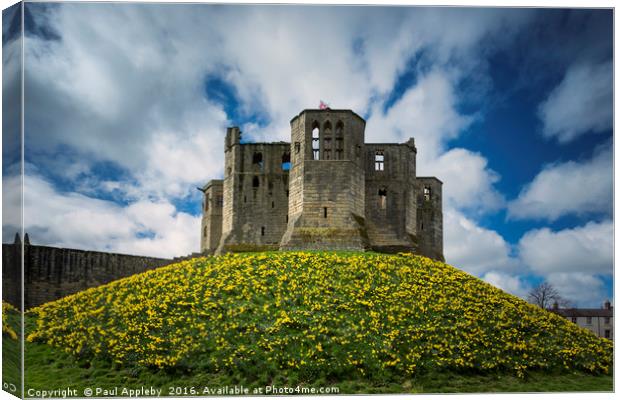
[2,4,613,307]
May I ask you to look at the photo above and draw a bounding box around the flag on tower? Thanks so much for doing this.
[319,100,330,110]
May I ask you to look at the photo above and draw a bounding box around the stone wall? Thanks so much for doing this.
[416,177,444,261]
[2,239,172,308]
[217,139,290,253]
[364,142,418,253]
[200,180,223,253]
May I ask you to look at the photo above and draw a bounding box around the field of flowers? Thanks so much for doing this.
[27,252,612,383]
[2,302,19,341]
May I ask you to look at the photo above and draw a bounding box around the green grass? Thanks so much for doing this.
[3,308,21,398]
[23,336,612,394]
[20,252,615,395]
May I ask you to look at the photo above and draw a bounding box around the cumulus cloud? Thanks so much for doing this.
[518,220,612,276]
[6,172,201,258]
[482,271,531,299]
[507,146,612,221]
[538,61,612,143]
[365,70,473,161]
[424,148,504,214]
[545,272,608,308]
[443,207,517,276]
[18,4,533,258]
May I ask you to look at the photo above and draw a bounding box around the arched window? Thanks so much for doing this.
[312,121,320,160]
[335,121,344,135]
[335,121,344,160]
[323,121,332,159]
[323,120,332,135]
[378,188,387,210]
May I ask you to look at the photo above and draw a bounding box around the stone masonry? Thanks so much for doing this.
[201,108,444,261]
[2,234,173,308]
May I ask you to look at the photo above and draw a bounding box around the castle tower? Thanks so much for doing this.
[280,109,369,251]
[216,127,242,253]
[415,177,444,261]
[200,180,223,253]
[216,127,290,253]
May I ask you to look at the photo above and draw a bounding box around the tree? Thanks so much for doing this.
[527,282,570,309]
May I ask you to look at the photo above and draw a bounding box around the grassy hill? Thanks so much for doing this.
[19,252,613,393]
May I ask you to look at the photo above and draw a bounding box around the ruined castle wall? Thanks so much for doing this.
[416,177,444,261]
[2,243,172,308]
[220,142,290,252]
[364,143,416,252]
[200,180,223,253]
[221,127,241,244]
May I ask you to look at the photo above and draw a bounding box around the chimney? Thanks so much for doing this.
[604,300,611,310]
[13,233,21,245]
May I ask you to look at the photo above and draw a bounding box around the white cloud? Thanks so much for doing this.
[443,207,517,276]
[12,173,201,258]
[507,146,612,221]
[365,70,473,161]
[518,220,612,275]
[538,61,612,143]
[482,271,531,299]
[23,5,531,199]
[545,272,608,308]
[424,148,504,214]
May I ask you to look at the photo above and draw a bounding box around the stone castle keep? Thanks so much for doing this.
[200,109,444,260]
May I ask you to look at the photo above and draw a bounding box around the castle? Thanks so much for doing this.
[200,108,444,260]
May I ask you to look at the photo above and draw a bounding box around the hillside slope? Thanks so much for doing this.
[27,252,612,382]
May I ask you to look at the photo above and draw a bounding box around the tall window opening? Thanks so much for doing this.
[282,152,291,171]
[375,151,384,171]
[335,138,343,160]
[323,121,332,160]
[204,194,210,211]
[378,188,387,210]
[335,121,344,160]
[323,207,328,218]
[295,142,300,153]
[312,121,320,160]
[252,152,263,169]
[424,186,431,201]
[204,227,208,237]
[324,137,332,150]
[261,227,265,236]
[253,176,260,188]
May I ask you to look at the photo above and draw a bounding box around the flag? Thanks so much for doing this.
[319,100,330,110]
